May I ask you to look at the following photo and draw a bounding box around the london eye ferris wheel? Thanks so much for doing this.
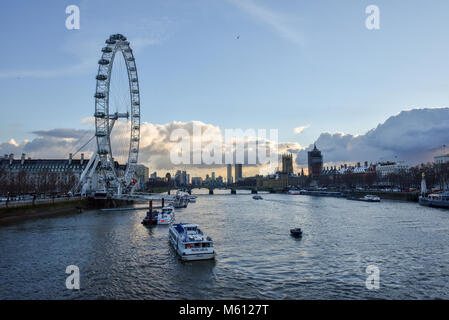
[75,33,141,196]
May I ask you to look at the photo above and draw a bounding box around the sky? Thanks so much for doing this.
[1,0,449,177]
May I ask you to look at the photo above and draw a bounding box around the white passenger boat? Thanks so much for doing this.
[142,206,175,225]
[157,206,175,224]
[363,194,381,202]
[347,194,380,202]
[173,191,189,208]
[173,197,188,208]
[288,190,300,195]
[169,223,215,261]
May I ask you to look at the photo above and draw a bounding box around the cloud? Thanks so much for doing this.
[3,108,447,176]
[227,0,304,46]
[8,139,19,147]
[31,128,93,140]
[293,125,309,134]
[296,108,449,166]
[0,128,95,159]
[0,120,289,176]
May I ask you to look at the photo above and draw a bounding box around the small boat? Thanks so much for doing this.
[300,190,346,197]
[142,206,175,225]
[419,193,449,209]
[158,206,175,224]
[173,197,188,208]
[252,195,263,200]
[173,191,189,208]
[188,195,197,203]
[347,194,380,202]
[288,190,300,195]
[169,223,215,261]
[290,228,303,238]
[142,199,175,226]
[142,210,158,225]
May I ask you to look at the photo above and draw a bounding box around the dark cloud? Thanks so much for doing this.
[297,108,449,166]
[31,128,93,139]
[0,128,95,159]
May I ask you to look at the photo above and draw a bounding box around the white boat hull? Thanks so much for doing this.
[180,252,215,261]
[157,213,175,225]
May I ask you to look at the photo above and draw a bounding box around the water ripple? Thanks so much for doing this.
[0,193,448,299]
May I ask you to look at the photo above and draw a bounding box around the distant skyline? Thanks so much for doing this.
[1,1,449,176]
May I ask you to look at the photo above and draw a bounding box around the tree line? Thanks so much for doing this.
[0,169,78,196]
[316,162,449,191]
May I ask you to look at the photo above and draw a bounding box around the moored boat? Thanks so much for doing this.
[158,206,175,224]
[169,223,215,261]
[142,199,175,225]
[173,190,189,208]
[142,210,158,225]
[253,195,263,200]
[300,190,346,197]
[419,193,449,209]
[142,206,175,225]
[173,197,188,208]
[347,194,380,202]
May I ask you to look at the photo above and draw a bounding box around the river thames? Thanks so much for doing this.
[0,190,448,299]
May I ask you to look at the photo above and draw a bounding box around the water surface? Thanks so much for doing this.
[1,190,448,299]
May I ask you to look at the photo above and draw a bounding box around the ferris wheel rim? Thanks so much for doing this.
[93,34,140,193]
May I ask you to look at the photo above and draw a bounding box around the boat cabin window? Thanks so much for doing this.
[202,243,210,248]
[185,226,198,234]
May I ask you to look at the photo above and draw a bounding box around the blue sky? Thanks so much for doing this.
[1,0,449,149]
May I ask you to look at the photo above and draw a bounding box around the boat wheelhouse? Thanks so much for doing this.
[169,223,215,261]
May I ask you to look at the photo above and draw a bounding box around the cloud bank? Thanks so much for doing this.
[0,120,296,177]
[1,108,448,177]
[296,108,449,166]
